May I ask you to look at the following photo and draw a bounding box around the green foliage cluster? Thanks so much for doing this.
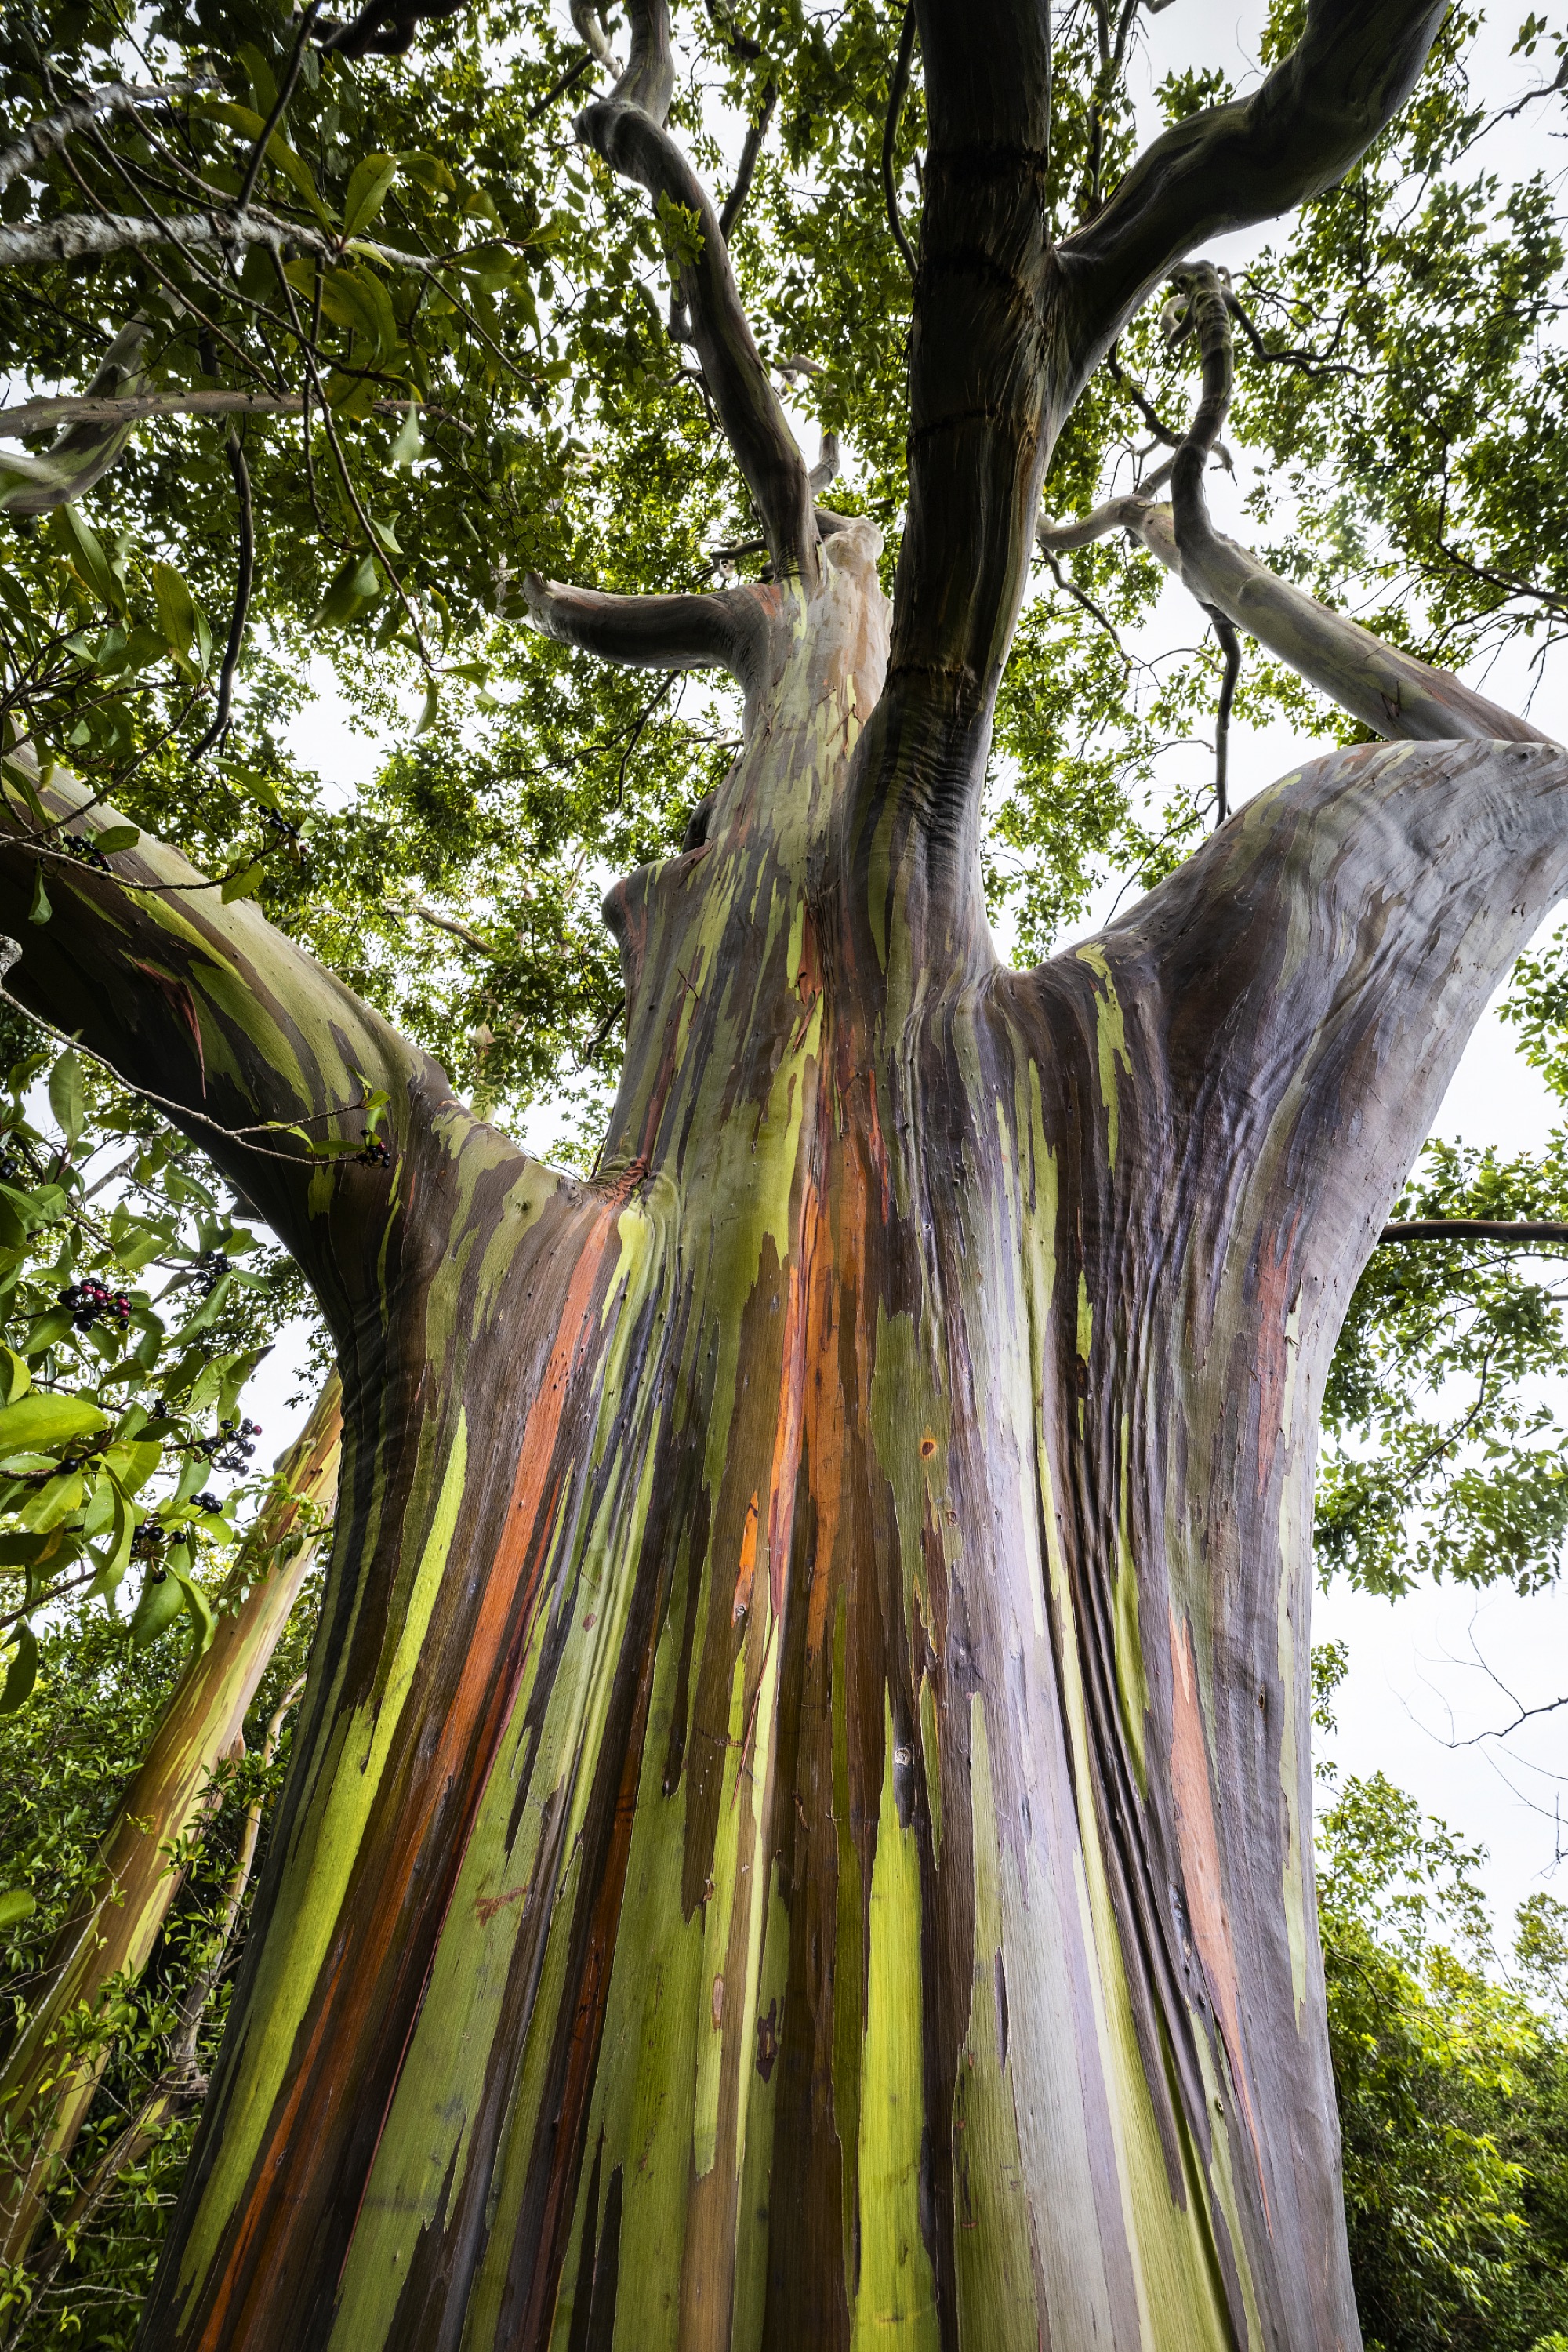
[0,1589,319,2348]
[0,1038,323,2343]
[1321,1138,1568,1597]
[0,1010,313,1754]
[1315,1651,1568,2352]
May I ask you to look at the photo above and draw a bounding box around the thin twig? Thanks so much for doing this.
[881,4,919,278]
[578,991,626,1068]
[614,673,679,806]
[236,3,322,212]
[404,902,499,955]
[719,81,777,243]
[528,52,594,118]
[1041,548,1129,664]
[191,430,255,760]
[1204,602,1240,824]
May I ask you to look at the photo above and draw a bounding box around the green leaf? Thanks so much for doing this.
[0,1392,107,1452]
[23,1308,72,1358]
[312,552,383,631]
[171,1567,216,1653]
[48,1047,85,1151]
[111,1221,165,1271]
[151,561,195,665]
[0,1345,31,1405]
[48,506,118,605]
[1,1622,38,1712]
[93,823,140,855]
[128,1567,183,1650]
[27,864,49,926]
[220,863,267,904]
[0,1888,34,1929]
[390,405,423,468]
[416,677,440,734]
[343,152,400,237]
[401,149,455,193]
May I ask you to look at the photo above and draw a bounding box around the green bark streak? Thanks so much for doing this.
[851,1702,938,2351]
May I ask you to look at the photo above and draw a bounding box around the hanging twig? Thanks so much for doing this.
[235,2,322,212]
[881,5,919,278]
[719,81,778,243]
[615,674,679,807]
[528,52,595,119]
[190,430,255,760]
[579,991,627,1068]
[1041,548,1130,665]
[1204,601,1240,823]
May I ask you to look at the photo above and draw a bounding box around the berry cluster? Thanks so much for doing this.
[197,1415,262,1471]
[131,1521,165,1562]
[61,1279,132,1332]
[192,1249,229,1296]
[62,833,111,873]
[358,1134,392,1167]
[191,1490,223,1515]
[0,1149,20,1184]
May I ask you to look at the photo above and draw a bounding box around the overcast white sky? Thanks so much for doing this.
[270,0,1568,1935]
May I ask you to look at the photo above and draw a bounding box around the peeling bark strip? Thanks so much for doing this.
[0,0,1551,2345]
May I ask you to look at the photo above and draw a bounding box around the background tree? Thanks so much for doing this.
[5,0,1568,2347]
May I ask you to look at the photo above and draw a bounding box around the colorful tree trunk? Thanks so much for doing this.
[0,1382,339,2263]
[0,2,1558,2346]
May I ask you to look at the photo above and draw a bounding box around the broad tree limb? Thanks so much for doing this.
[1054,0,1454,393]
[1136,499,1552,744]
[1036,263,1554,749]
[718,78,777,243]
[0,83,212,191]
[0,320,148,516]
[1380,1219,1568,1244]
[575,0,815,580]
[522,576,774,693]
[0,762,444,1315]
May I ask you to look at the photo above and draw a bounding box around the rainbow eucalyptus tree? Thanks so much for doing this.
[2,1,1565,2347]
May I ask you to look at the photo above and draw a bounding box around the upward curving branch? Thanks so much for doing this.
[575,0,815,581]
[1038,260,1555,750]
[1054,0,1453,398]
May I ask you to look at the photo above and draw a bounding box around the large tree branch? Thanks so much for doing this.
[0,760,444,1316]
[1035,739,1568,1381]
[1381,1219,1568,1243]
[1038,258,1553,748]
[522,576,773,693]
[1136,500,1552,744]
[0,317,147,515]
[0,82,212,192]
[1054,0,1451,397]
[0,202,469,279]
[575,0,815,581]
[0,390,444,434]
